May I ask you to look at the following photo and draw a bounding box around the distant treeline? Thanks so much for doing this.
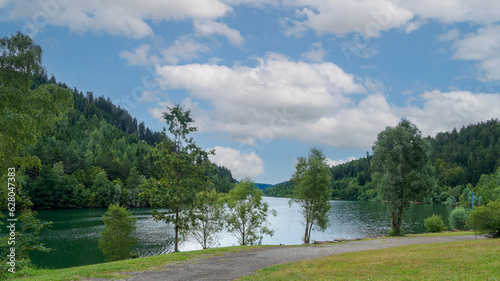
[265,119,500,206]
[8,72,236,210]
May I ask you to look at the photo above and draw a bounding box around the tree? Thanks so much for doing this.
[0,32,73,172]
[140,105,215,252]
[468,201,500,238]
[225,178,276,245]
[449,207,469,230]
[291,147,332,244]
[98,203,138,261]
[371,120,435,236]
[12,202,52,261]
[182,189,225,249]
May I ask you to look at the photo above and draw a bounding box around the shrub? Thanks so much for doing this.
[98,204,138,261]
[449,207,469,230]
[468,201,500,238]
[424,214,447,233]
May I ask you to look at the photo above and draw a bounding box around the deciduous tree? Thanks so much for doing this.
[371,120,435,236]
[140,105,215,252]
[291,147,332,244]
[225,178,276,245]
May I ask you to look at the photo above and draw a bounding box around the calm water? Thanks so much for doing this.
[22,198,451,269]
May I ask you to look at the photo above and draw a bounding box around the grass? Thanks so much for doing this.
[7,231,487,280]
[239,239,500,281]
[11,245,270,281]
[408,230,477,238]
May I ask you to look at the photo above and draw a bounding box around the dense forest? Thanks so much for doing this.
[265,119,500,206]
[2,71,236,210]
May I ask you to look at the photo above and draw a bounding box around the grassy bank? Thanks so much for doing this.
[12,245,270,281]
[9,232,485,280]
[240,238,500,281]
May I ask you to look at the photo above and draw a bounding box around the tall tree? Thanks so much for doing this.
[140,105,214,252]
[371,120,435,235]
[225,178,276,246]
[291,147,332,244]
[0,32,73,172]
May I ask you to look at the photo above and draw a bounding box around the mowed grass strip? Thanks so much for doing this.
[240,239,500,281]
[18,245,269,281]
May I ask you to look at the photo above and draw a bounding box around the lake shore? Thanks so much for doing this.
[19,232,485,281]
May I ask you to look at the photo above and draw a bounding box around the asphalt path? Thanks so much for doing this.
[89,235,482,281]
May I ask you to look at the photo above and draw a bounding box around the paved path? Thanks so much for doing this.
[92,235,482,281]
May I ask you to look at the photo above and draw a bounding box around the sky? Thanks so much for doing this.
[2,0,500,184]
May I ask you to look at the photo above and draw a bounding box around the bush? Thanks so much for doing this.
[468,201,500,238]
[424,214,447,233]
[98,204,138,261]
[449,207,469,230]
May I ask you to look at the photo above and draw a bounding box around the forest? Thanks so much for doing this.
[265,119,500,207]
[1,69,236,210]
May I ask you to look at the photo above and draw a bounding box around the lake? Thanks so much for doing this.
[26,197,452,269]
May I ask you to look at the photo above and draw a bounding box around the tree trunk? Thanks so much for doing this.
[391,210,402,235]
[174,210,179,252]
[304,217,310,244]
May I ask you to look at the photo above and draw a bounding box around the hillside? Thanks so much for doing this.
[265,119,500,206]
[6,72,236,210]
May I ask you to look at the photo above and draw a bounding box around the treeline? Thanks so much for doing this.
[14,74,236,210]
[265,119,500,206]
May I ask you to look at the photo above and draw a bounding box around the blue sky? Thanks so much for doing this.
[2,1,500,184]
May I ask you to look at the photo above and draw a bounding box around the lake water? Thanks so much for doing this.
[25,197,452,269]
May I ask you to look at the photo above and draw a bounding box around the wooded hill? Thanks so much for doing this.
[13,72,236,210]
[265,119,500,206]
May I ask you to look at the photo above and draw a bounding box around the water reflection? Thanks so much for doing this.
[24,198,451,269]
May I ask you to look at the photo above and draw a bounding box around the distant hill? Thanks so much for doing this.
[254,183,273,191]
[17,73,237,210]
[265,119,500,205]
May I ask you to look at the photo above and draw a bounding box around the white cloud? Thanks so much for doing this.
[282,0,414,38]
[451,25,500,81]
[438,28,460,42]
[120,44,159,66]
[325,156,357,167]
[401,90,500,137]
[7,0,232,38]
[148,51,500,149]
[149,53,413,148]
[120,37,210,66]
[161,36,211,64]
[399,0,500,25]
[279,0,500,38]
[209,146,265,180]
[301,41,327,62]
[194,20,245,46]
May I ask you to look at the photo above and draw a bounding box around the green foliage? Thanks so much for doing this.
[424,214,447,233]
[371,120,435,235]
[468,201,500,238]
[182,189,225,249]
[445,195,457,207]
[98,204,138,261]
[0,32,73,172]
[1,201,52,276]
[449,207,469,230]
[263,181,294,198]
[225,178,276,245]
[291,147,332,244]
[140,105,215,252]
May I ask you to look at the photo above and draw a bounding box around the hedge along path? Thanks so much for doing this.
[89,235,482,281]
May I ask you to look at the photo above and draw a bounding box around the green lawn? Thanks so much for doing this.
[240,239,500,281]
[7,232,492,281]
